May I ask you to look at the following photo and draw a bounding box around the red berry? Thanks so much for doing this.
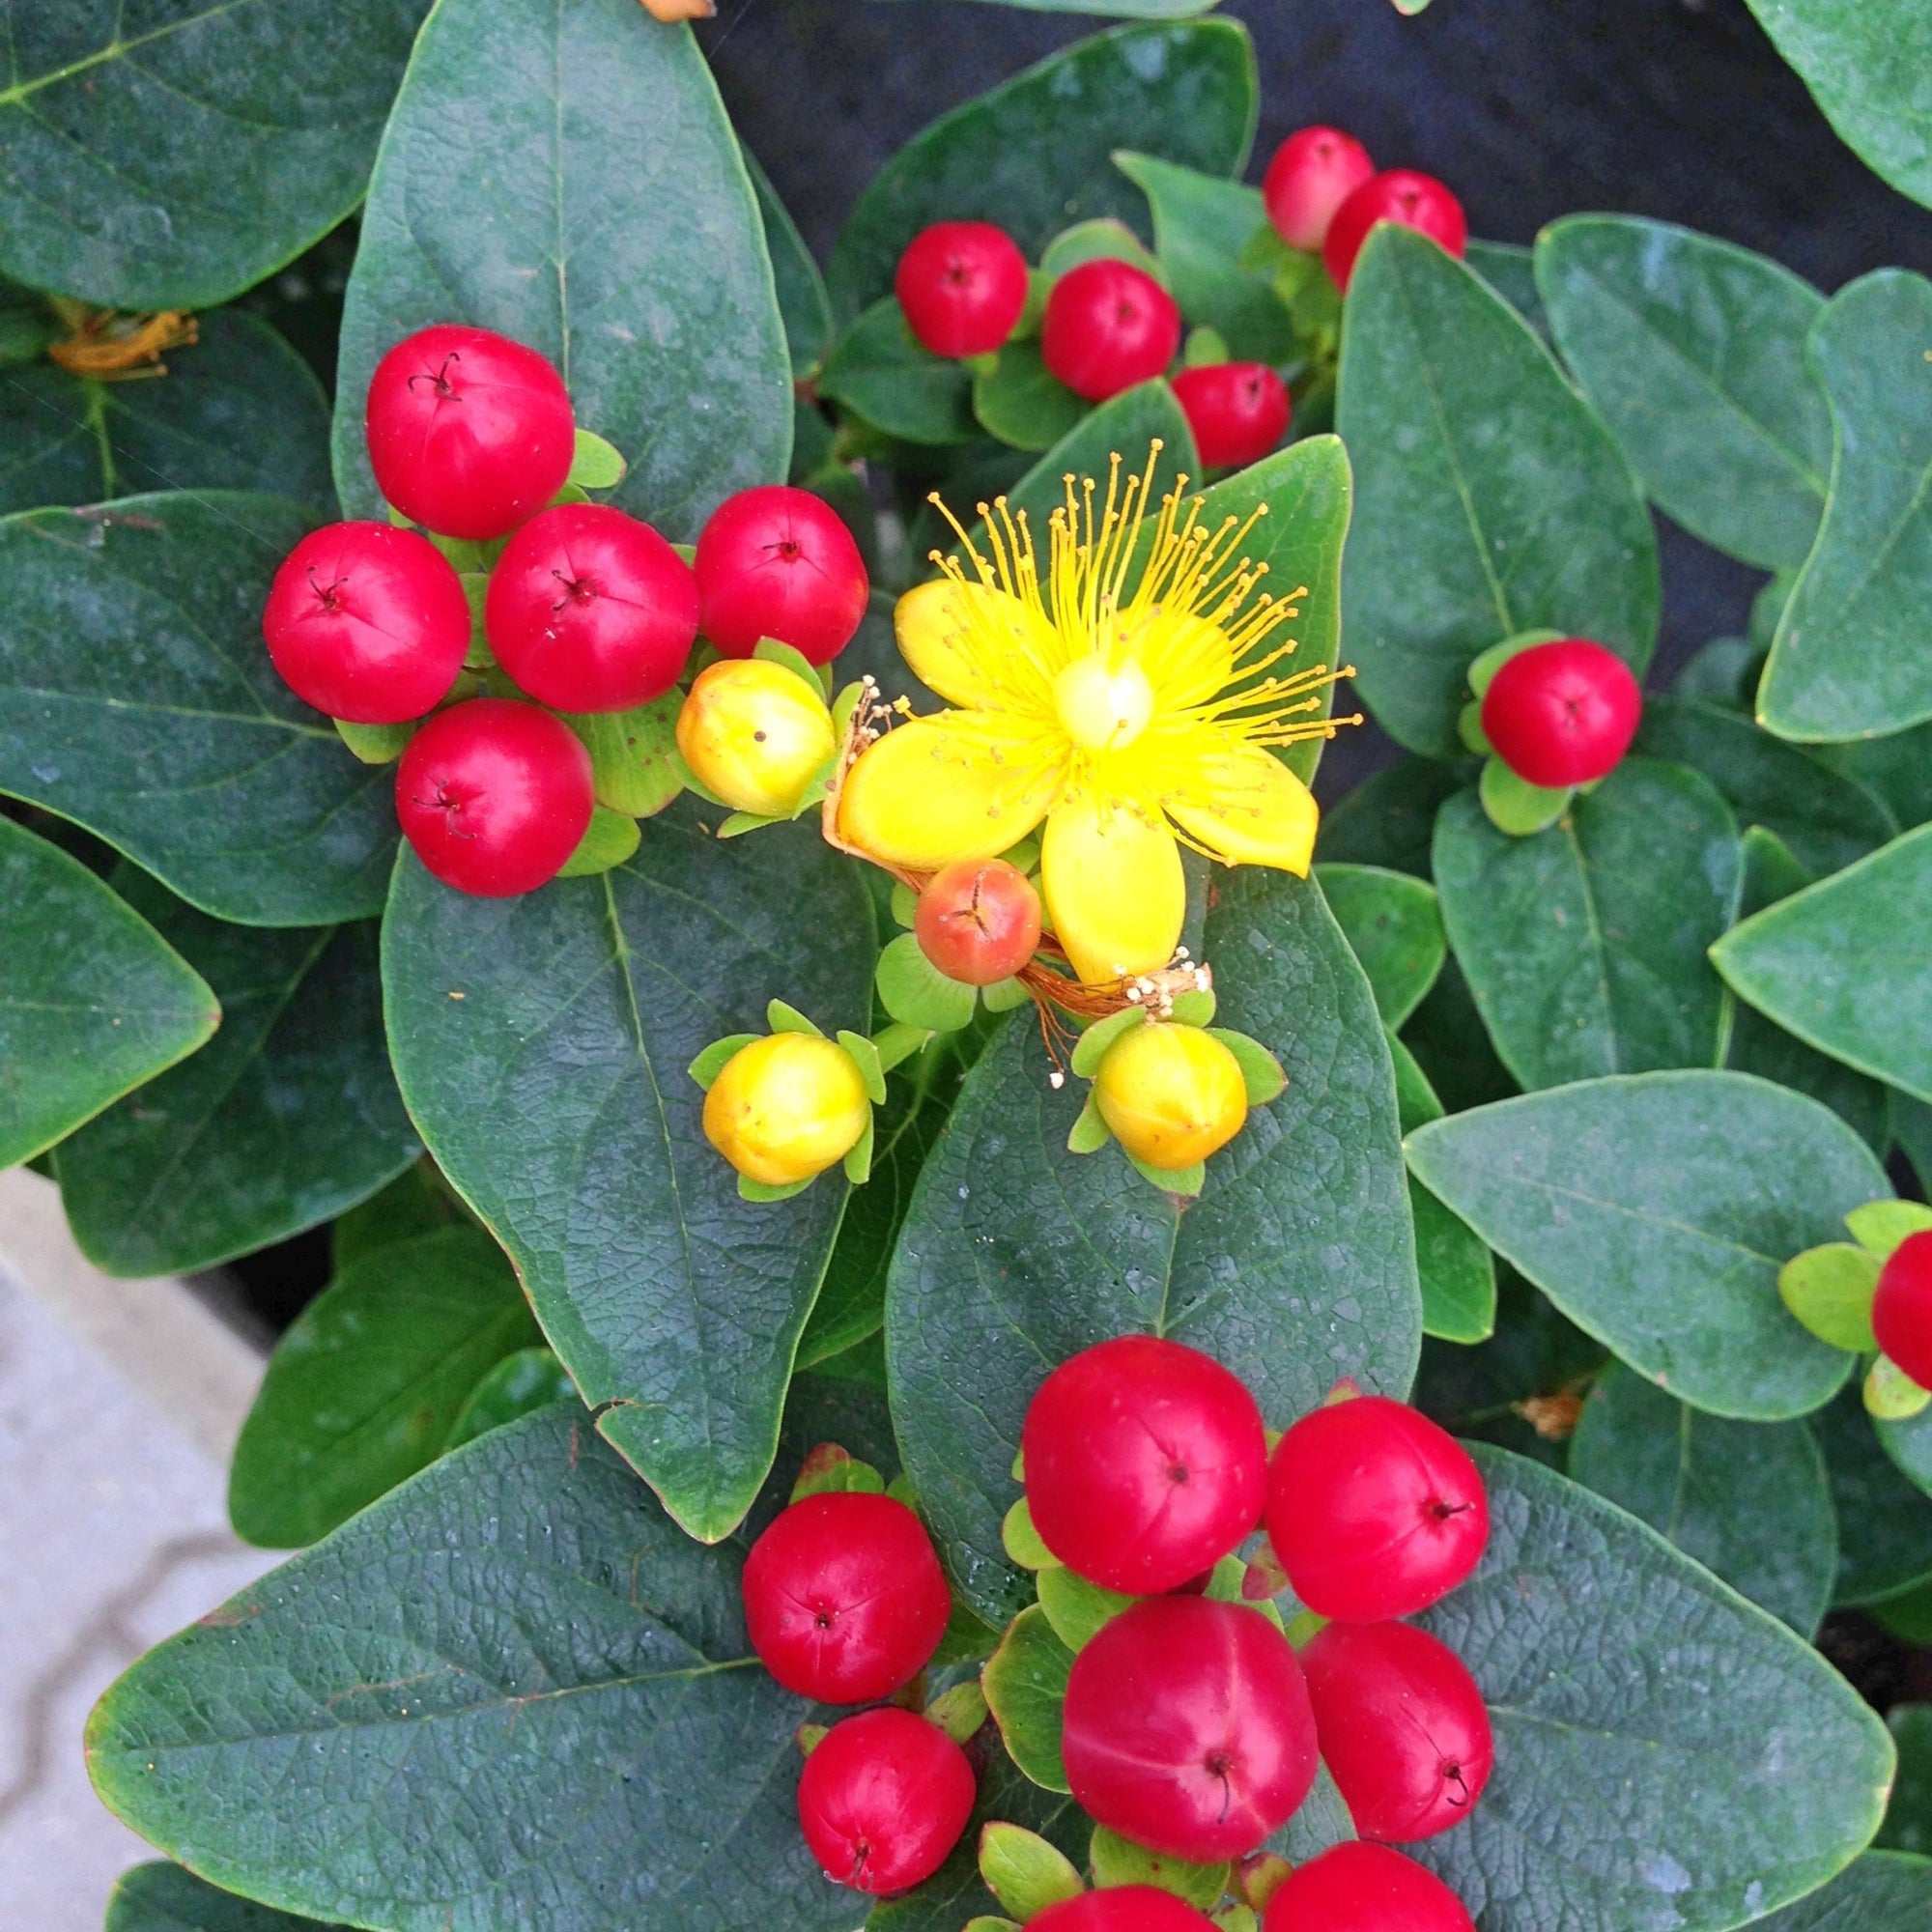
[895,221,1032,359]
[1874,1231,1932,1391]
[796,1707,976,1896]
[1022,1335,1266,1594]
[1262,1842,1475,1932]
[1041,260,1181,403]
[1263,128,1376,252]
[1479,639,1642,789]
[1300,1621,1493,1842]
[1265,1396,1489,1622]
[1171,364,1292,470]
[914,858,1042,986]
[694,485,869,665]
[1062,1596,1318,1861]
[742,1492,952,1703]
[394,698,593,897]
[485,502,698,713]
[365,324,575,541]
[262,522,469,724]
[1032,1887,1219,1932]
[1322,170,1468,293]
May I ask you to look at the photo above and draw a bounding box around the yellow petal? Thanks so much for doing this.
[838,715,1058,870]
[1165,743,1319,874]
[1041,793,1185,983]
[895,578,1055,711]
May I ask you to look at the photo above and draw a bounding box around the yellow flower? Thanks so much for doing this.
[837,447,1344,983]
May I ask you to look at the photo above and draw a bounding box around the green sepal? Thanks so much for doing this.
[1457,697,1492,757]
[1847,1200,1932,1257]
[964,1920,1022,1932]
[1203,1553,1248,1603]
[1214,1909,1259,1932]
[983,976,1032,1012]
[842,1111,877,1185]
[1011,271,1051,342]
[886,1473,920,1510]
[562,694,685,818]
[1468,628,1566,697]
[1037,1564,1139,1652]
[1479,755,1573,836]
[1284,1607,1328,1648]
[999,832,1041,875]
[785,751,841,820]
[837,1030,889,1105]
[1183,324,1230,369]
[1125,1151,1207,1197]
[924,1682,989,1745]
[555,806,640,877]
[715,810,783,839]
[457,572,494,667]
[1170,985,1218,1025]
[567,427,627,490]
[1040,215,1165,285]
[739,1173,812,1203]
[687,1034,759,1091]
[1070,1008,1144,1079]
[871,1021,933,1074]
[1001,1496,1060,1571]
[767,999,823,1037]
[1011,1445,1026,1482]
[672,541,696,566]
[979,1822,1086,1922]
[1866,1355,1932,1420]
[962,349,1001,382]
[790,1444,887,1500]
[890,881,920,929]
[1777,1242,1881,1352]
[876,931,978,1033]
[1208,1028,1287,1106]
[1089,1825,1230,1909]
[1066,1091,1112,1156]
[797,1722,829,1756]
[1236,220,1299,274]
[753,636,835,700]
[333,718,413,765]
[669,747,731,811]
[546,481,592,508]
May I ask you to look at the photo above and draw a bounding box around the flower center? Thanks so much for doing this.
[1053,653,1154,753]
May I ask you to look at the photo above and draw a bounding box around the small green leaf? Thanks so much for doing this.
[752,637,834,697]
[1866,1356,1932,1421]
[1207,1029,1287,1105]
[980,1605,1074,1793]
[927,1682,990,1746]
[1479,756,1573,836]
[1040,216,1165,284]
[1002,1496,1061,1571]
[1847,1201,1932,1255]
[562,694,685,818]
[891,882,920,928]
[1169,985,1217,1025]
[838,1031,889,1106]
[1778,1244,1882,1351]
[1125,1151,1206,1196]
[767,999,824,1037]
[556,807,641,878]
[1036,1565,1139,1653]
[568,428,627,490]
[444,1347,576,1450]
[1089,1826,1230,1909]
[790,1447,887,1500]
[877,933,979,1033]
[973,339,1088,452]
[333,719,413,765]
[978,1823,1085,1922]
[1182,325,1230,368]
[688,1035,758,1091]
[1070,1008,1145,1078]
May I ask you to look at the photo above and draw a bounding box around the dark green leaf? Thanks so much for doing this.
[1879,1710,1932,1856]
[1315,756,1470,878]
[1316,863,1444,1029]
[0,493,396,924]
[971,340,1087,452]
[1337,225,1659,756]
[1433,761,1741,1091]
[54,867,415,1275]
[889,867,1420,1625]
[864,0,1219,14]
[745,147,832,379]
[228,1226,539,1548]
[0,816,215,1168]
[1674,635,1764,709]
[1813,1384,1932,1605]
[445,1346,576,1449]
[1114,153,1296,363]
[108,1861,344,1932]
[1877,1401,1932,1503]
[1401,954,1519,1118]
[332,0,790,540]
[1535,216,1830,569]
[0,0,431,309]
[1406,1071,1884,1420]
[330,1161,469,1270]
[1568,1363,1838,1634]
[1409,1445,1893,1932]
[827,22,1257,323]
[1711,823,1932,1105]
[1464,240,1548,343]
[820,298,980,446]
[1813,722,1932,833]
[1747,1852,1932,1930]
[89,1406,853,1932]
[382,807,875,1542]
[1760,271,1932,739]
[1392,1038,1496,1346]
[0,312,331,518]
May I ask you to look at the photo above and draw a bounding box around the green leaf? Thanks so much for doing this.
[54,867,417,1276]
[1036,1565,1138,1652]
[1813,720,1932,834]
[978,1823,1084,1921]
[1535,216,1831,569]
[1391,1038,1497,1346]
[333,719,412,766]
[555,805,640,878]
[827,22,1258,323]
[1778,1244,1881,1351]
[1315,755,1469,878]
[1408,1445,1893,1931]
[1876,1396,1932,1502]
[981,1605,1074,1792]
[0,1,431,310]
[1741,0,1932,210]
[561,694,686,818]
[1464,240,1549,343]
[1847,1200,1932,1254]
[1760,271,1932,739]
[889,868,1419,1625]
[0,817,215,1168]
[1040,217,1165,284]
[1477,757,1572,836]
[1337,224,1659,756]
[972,340,1088,452]
[108,1861,345,1932]
[821,298,980,446]
[332,0,789,540]
[0,494,397,923]
[1315,864,1444,1029]
[1114,154,1297,363]
[382,806,875,1542]
[1433,761,1741,1091]
[0,312,333,517]
[1746,1852,1932,1930]
[1880,1712,1932,1855]
[1813,1383,1932,1604]
[1568,1363,1839,1635]
[90,1406,856,1932]
[743,146,833,380]
[566,429,627,492]
[229,1227,540,1548]
[1088,1827,1229,1909]
[1406,1071,1885,1420]
[331,1162,469,1270]
[876,933,979,1033]
[445,1346,575,1449]
[1712,823,1932,1104]
[864,0,1219,13]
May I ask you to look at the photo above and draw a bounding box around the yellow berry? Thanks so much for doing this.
[1094,1022,1249,1171]
[676,659,837,817]
[702,1032,870,1186]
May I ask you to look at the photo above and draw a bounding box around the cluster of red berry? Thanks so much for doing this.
[260,324,868,896]
[739,1336,1493,1929]
[1476,638,1643,789]
[1260,127,1465,291]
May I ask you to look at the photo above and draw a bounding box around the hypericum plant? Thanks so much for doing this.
[4,3,1932,1931]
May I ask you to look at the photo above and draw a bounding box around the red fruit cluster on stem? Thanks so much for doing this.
[1032,1887,1220,1932]
[1263,1841,1477,1932]
[1171,363,1292,470]
[895,221,1032,359]
[915,858,1043,985]
[695,484,870,665]
[1323,170,1468,292]
[741,1492,952,1703]
[1480,639,1643,788]
[1875,1230,1932,1391]
[1264,127,1377,252]
[796,1707,977,1896]
[1041,259,1181,402]
[1062,1595,1319,1861]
